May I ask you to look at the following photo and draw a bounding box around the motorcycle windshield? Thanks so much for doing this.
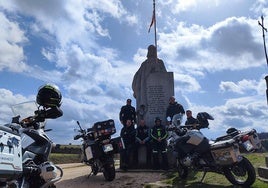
[11,101,38,119]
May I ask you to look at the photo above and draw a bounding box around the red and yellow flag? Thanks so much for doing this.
[148,10,155,33]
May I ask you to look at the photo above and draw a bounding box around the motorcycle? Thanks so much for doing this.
[74,119,123,181]
[168,112,259,187]
[0,101,63,188]
[215,127,262,152]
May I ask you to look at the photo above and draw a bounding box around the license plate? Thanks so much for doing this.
[103,144,113,153]
[243,140,254,152]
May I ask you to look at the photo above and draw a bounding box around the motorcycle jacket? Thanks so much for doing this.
[166,102,185,119]
[151,124,168,141]
[136,125,150,143]
[120,124,136,146]
[119,105,136,124]
[185,116,198,125]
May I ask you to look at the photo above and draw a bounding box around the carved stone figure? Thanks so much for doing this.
[132,45,167,120]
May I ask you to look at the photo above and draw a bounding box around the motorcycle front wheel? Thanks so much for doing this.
[103,163,115,181]
[223,156,256,186]
[177,160,188,179]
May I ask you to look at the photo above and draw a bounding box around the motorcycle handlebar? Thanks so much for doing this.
[87,128,94,133]
[167,124,202,131]
[180,124,201,129]
[74,134,82,140]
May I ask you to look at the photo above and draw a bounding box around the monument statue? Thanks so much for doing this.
[132,45,174,127]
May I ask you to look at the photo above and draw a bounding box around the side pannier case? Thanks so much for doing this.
[210,139,240,165]
[92,119,116,138]
[0,125,22,182]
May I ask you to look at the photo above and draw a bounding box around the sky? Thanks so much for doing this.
[1,0,268,144]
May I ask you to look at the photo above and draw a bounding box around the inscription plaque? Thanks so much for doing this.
[144,72,174,127]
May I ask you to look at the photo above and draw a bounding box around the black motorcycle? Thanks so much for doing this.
[74,119,123,181]
[168,112,259,187]
[0,101,63,188]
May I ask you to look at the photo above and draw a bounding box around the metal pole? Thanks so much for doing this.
[153,0,158,62]
[258,15,268,67]
[258,15,268,105]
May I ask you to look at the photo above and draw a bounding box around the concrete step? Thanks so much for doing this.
[258,166,268,181]
[265,156,268,167]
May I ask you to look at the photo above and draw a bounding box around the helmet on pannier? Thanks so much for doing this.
[196,112,214,128]
[226,127,239,136]
[36,84,62,107]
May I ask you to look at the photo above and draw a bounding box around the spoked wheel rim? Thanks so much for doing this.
[224,157,256,186]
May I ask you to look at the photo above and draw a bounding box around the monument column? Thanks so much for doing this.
[131,45,174,168]
[132,45,174,127]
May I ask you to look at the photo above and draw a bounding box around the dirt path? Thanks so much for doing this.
[55,163,169,188]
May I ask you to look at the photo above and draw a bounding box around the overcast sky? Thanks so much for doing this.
[1,0,268,144]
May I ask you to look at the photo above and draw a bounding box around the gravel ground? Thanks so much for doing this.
[55,163,170,188]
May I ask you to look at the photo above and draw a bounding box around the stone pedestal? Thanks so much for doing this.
[258,155,268,183]
[138,72,174,128]
[129,48,175,169]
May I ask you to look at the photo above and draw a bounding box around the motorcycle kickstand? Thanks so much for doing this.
[199,170,207,183]
[88,170,93,178]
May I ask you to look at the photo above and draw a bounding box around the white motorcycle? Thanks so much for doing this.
[0,101,63,188]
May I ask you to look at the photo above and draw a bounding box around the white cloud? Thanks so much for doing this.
[1,1,268,144]
[0,12,28,72]
[219,77,266,95]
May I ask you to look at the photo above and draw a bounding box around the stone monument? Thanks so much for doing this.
[131,45,174,168]
[132,45,174,128]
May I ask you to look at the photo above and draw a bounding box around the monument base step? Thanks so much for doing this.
[258,176,268,183]
[258,166,268,180]
[116,168,176,173]
[265,156,268,167]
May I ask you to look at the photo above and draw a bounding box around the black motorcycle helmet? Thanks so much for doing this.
[36,84,62,107]
[226,127,239,135]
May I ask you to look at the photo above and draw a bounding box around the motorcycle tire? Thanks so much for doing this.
[103,164,115,181]
[177,161,188,179]
[223,156,256,187]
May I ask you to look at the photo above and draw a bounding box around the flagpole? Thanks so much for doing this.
[153,0,158,62]
[258,15,268,105]
[259,15,268,67]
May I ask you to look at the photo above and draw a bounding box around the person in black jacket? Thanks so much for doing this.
[185,110,198,125]
[120,119,136,171]
[166,96,185,126]
[166,96,185,123]
[119,99,136,126]
[151,117,169,170]
[133,119,151,166]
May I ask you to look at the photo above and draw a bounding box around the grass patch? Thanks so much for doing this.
[156,152,268,187]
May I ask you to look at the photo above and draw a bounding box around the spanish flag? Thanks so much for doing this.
[148,10,155,33]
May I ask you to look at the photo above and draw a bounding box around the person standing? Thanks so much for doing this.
[166,96,185,125]
[185,110,198,125]
[120,119,136,171]
[119,99,136,126]
[150,117,169,170]
[133,119,151,167]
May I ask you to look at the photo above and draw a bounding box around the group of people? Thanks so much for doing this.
[118,97,199,171]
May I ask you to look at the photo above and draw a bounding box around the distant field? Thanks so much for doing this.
[50,153,81,164]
